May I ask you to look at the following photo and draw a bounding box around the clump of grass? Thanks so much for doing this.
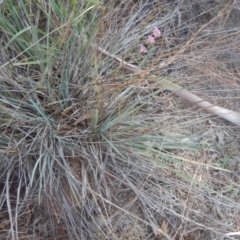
[0,0,240,239]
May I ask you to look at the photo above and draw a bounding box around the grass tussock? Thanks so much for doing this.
[0,0,240,239]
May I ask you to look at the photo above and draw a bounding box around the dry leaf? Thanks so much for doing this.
[157,219,168,238]
[73,113,92,126]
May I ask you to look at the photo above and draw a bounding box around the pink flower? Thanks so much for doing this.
[153,27,161,37]
[147,35,155,44]
[140,45,147,53]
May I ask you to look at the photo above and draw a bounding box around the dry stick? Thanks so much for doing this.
[225,231,240,236]
[169,88,240,126]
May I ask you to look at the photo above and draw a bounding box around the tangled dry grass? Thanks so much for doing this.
[0,0,240,239]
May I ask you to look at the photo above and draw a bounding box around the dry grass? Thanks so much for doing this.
[0,0,240,239]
